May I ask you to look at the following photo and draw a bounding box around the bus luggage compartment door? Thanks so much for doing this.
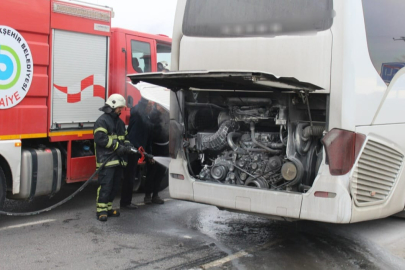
[193,181,302,218]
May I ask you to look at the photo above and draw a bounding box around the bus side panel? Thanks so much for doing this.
[372,69,405,125]
[351,125,405,223]
[169,157,194,201]
[178,33,332,93]
[193,182,302,218]
[300,162,352,223]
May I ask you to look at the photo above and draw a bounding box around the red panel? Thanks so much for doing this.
[0,0,51,137]
[1,0,51,35]
[19,97,47,106]
[68,156,96,183]
[27,74,49,97]
[108,30,126,96]
[112,28,172,44]
[27,40,50,67]
[49,134,93,142]
[0,105,48,135]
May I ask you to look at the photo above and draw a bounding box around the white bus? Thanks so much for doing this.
[128,0,405,223]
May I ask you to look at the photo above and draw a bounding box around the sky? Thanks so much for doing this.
[85,0,178,37]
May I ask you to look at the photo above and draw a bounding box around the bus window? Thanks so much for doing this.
[183,0,334,38]
[157,43,171,72]
[362,0,405,85]
[131,40,151,73]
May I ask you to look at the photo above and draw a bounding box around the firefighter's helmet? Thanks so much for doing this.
[106,94,126,109]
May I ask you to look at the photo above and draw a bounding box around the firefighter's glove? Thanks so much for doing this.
[116,145,133,157]
[129,148,139,155]
[124,141,134,148]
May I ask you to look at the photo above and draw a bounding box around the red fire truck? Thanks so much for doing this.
[0,0,171,208]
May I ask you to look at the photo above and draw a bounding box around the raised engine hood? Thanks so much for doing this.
[127,71,323,92]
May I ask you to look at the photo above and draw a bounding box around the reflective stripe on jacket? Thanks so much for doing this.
[94,112,127,168]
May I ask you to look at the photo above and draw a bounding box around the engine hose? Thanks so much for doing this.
[0,153,117,216]
[250,122,281,154]
[227,132,248,155]
[200,120,238,151]
[302,125,324,140]
[268,142,284,149]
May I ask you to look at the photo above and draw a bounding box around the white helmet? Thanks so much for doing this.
[106,94,126,108]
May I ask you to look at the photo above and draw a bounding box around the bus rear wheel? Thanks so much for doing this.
[0,166,6,209]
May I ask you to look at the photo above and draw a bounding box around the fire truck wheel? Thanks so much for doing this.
[135,165,168,193]
[0,166,6,210]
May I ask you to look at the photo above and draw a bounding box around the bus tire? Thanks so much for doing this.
[0,166,6,210]
[393,211,405,218]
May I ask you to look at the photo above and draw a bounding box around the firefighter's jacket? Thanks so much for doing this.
[93,107,129,168]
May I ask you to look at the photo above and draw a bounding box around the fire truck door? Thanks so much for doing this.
[51,30,109,130]
[124,36,156,108]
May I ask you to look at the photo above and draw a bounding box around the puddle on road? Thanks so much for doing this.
[189,207,395,269]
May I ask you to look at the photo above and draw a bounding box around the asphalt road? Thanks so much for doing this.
[1,182,405,270]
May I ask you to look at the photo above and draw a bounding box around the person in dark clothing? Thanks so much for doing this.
[94,94,133,222]
[144,103,167,204]
[120,150,140,209]
[121,97,164,206]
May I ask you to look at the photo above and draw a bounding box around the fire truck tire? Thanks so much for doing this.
[132,168,142,192]
[158,170,169,192]
[135,165,168,193]
[0,166,6,210]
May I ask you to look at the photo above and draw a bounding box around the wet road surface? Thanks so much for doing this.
[1,182,405,270]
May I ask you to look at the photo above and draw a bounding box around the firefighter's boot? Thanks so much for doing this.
[97,201,109,222]
[107,202,120,217]
[97,212,108,222]
[108,209,120,217]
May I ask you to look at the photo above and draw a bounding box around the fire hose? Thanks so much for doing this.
[0,147,153,217]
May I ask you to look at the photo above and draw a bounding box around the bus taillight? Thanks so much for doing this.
[321,129,366,176]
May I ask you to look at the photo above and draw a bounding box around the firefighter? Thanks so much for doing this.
[94,94,133,222]
[121,97,164,206]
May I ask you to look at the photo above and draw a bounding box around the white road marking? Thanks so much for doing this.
[184,235,192,239]
[200,239,283,269]
[0,219,56,231]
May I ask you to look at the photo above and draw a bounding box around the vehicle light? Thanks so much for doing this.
[14,142,21,147]
[314,191,336,198]
[322,129,366,176]
[169,120,183,159]
[170,173,184,180]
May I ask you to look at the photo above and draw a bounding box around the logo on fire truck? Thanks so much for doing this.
[0,25,33,109]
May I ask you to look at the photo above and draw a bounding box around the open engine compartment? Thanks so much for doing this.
[183,91,328,193]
